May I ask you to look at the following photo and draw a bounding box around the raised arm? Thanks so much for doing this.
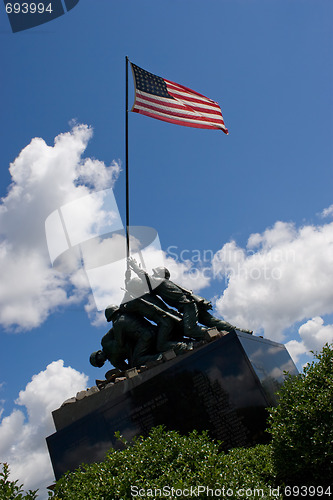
[127,257,148,280]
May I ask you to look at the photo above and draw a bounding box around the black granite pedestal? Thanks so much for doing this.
[46,331,297,480]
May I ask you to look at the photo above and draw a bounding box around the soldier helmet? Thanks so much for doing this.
[89,350,106,368]
[105,304,119,322]
[152,266,170,279]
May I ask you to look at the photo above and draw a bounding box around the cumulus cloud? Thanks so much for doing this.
[286,316,333,362]
[213,220,333,342]
[0,124,120,331]
[0,360,88,498]
[298,316,333,349]
[0,124,211,331]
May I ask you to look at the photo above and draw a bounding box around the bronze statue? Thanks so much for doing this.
[127,258,207,340]
[90,259,253,373]
[128,258,252,336]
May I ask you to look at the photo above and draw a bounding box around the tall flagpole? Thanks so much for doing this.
[125,56,130,280]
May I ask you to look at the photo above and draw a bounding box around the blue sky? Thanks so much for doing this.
[0,0,333,496]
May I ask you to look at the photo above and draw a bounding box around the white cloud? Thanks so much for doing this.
[321,204,333,218]
[298,316,333,349]
[286,316,333,362]
[163,254,211,292]
[0,125,120,331]
[0,360,88,499]
[213,220,333,342]
[0,124,212,330]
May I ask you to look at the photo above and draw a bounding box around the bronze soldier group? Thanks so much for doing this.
[90,258,253,371]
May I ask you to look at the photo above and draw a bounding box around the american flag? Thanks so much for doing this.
[130,63,228,134]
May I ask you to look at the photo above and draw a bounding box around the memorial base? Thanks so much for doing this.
[46,331,297,480]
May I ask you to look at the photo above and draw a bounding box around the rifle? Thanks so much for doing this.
[120,288,182,323]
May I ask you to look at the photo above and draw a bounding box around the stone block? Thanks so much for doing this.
[75,391,87,401]
[125,368,139,379]
[162,349,177,361]
[204,328,221,342]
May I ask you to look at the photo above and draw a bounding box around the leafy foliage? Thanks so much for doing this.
[268,343,333,486]
[0,462,38,500]
[49,427,279,499]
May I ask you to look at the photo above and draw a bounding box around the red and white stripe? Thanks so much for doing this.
[132,78,228,134]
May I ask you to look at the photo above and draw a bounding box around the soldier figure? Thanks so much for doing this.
[128,258,207,340]
[90,327,129,371]
[90,305,162,370]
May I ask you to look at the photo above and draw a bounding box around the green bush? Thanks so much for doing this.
[0,462,38,500]
[50,427,279,499]
[268,343,333,487]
